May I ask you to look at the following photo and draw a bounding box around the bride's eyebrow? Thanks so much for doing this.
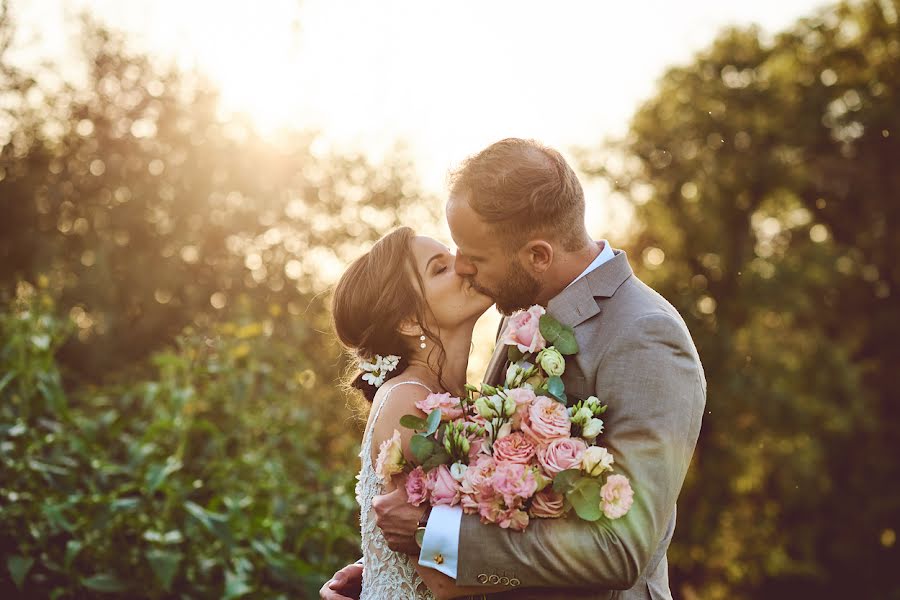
[424,253,444,272]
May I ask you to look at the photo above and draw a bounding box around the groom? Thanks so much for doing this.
[322,138,706,600]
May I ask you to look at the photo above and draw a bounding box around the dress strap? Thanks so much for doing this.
[363,380,434,458]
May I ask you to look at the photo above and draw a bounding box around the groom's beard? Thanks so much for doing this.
[471,260,541,316]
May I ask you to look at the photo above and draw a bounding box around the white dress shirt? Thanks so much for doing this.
[418,241,615,578]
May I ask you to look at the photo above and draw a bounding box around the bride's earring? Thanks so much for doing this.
[419,335,427,350]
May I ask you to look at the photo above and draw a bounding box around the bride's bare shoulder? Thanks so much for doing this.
[368,377,432,438]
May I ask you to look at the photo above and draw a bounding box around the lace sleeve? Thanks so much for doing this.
[357,381,436,600]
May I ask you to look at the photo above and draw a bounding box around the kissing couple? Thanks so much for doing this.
[322,138,706,600]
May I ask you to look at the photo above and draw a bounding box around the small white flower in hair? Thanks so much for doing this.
[360,354,401,388]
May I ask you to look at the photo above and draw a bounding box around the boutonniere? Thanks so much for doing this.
[498,305,579,405]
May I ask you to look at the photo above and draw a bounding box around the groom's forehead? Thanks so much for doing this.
[447,194,492,243]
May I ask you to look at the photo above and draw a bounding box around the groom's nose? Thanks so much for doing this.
[454,253,476,276]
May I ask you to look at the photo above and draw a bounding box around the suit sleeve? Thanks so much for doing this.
[456,312,706,589]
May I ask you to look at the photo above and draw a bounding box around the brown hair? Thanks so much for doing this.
[331,227,446,403]
[449,138,586,251]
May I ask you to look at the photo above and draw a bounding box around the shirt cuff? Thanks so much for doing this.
[418,504,462,579]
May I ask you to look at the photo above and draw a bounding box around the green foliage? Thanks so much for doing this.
[586,1,900,597]
[0,285,362,598]
[538,314,579,355]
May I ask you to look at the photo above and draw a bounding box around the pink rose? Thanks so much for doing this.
[528,488,567,519]
[492,432,537,464]
[500,305,547,354]
[415,392,464,422]
[461,455,496,497]
[600,474,634,520]
[405,466,429,506]
[521,396,571,446]
[491,461,538,508]
[536,437,587,475]
[498,508,530,531]
[427,464,461,506]
[505,387,536,429]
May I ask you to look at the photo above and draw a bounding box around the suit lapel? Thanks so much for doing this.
[481,250,633,388]
[546,250,634,378]
[483,316,509,386]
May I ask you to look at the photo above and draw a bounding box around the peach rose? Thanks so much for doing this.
[529,488,567,519]
[374,429,405,482]
[537,437,587,475]
[521,396,571,446]
[492,432,537,464]
[500,305,547,354]
[498,508,530,531]
[600,474,634,519]
[415,392,464,422]
[405,466,429,506]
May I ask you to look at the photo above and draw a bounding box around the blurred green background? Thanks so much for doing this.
[1,0,898,598]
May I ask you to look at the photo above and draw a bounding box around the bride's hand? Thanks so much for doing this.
[319,562,363,600]
[372,473,426,555]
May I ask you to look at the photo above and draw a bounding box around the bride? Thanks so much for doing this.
[330,226,500,600]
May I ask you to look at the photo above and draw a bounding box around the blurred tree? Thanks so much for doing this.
[0,10,433,381]
[0,6,436,597]
[585,1,899,598]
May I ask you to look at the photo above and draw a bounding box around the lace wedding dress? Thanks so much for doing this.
[356,380,437,600]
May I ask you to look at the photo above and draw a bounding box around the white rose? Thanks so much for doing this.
[581,446,615,476]
[538,347,566,377]
[582,418,605,440]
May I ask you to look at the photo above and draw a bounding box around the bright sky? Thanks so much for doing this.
[11,0,829,376]
[16,0,828,219]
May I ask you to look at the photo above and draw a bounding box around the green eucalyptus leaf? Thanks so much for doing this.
[507,346,524,362]
[425,409,442,435]
[421,447,451,471]
[539,315,579,355]
[7,555,34,590]
[552,469,583,494]
[547,376,567,405]
[410,434,435,462]
[568,479,603,521]
[400,414,427,430]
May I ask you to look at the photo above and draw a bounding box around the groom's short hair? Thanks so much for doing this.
[449,138,586,251]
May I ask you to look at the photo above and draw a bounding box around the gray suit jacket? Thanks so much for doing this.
[459,250,706,600]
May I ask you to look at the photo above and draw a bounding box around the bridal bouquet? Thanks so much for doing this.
[375,305,633,531]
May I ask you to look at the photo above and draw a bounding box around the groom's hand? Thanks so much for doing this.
[372,477,425,556]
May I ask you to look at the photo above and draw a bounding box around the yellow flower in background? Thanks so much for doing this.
[268,304,282,317]
[295,369,316,388]
[236,323,263,339]
[229,343,251,360]
[37,274,50,289]
[220,323,236,335]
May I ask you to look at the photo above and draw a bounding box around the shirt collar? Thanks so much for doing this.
[565,240,614,290]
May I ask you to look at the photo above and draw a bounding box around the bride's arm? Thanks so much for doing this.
[370,386,511,600]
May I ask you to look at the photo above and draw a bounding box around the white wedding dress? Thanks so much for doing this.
[357,380,437,600]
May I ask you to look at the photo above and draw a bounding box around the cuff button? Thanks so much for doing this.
[510,578,521,587]
[488,574,500,584]
[500,577,510,585]
[477,573,488,584]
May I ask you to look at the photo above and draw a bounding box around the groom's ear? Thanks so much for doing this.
[519,240,553,274]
